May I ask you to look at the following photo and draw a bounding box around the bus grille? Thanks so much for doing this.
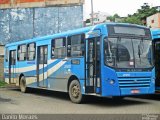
[118,77,151,88]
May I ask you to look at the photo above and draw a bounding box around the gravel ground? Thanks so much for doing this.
[0,87,160,114]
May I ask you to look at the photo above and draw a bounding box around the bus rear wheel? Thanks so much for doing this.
[69,80,83,104]
[20,76,27,93]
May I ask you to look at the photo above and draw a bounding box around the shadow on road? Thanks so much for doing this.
[11,88,149,107]
[83,96,149,107]
[12,88,70,101]
[131,94,160,101]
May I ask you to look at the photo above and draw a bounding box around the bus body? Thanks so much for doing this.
[4,23,155,103]
[151,29,160,92]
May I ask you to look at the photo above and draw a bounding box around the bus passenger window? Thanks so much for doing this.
[51,40,55,58]
[51,38,66,58]
[68,34,85,57]
[5,49,8,62]
[27,43,36,61]
[18,44,26,61]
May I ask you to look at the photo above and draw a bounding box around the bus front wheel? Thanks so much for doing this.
[20,76,27,93]
[69,80,83,104]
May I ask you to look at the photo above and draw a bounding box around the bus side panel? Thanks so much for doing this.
[47,57,85,93]
[70,58,85,94]
[18,61,37,87]
[47,59,68,91]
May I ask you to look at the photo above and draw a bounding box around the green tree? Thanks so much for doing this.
[121,3,158,25]
[107,13,120,22]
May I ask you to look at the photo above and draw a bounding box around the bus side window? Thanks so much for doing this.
[27,43,36,61]
[51,38,66,58]
[17,44,26,61]
[68,34,85,57]
[5,48,8,62]
[51,40,55,58]
[67,38,71,57]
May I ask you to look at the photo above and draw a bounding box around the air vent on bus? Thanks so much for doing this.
[118,77,151,88]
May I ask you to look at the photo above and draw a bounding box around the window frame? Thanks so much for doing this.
[27,42,36,61]
[17,44,27,61]
[5,48,9,62]
[51,37,67,59]
[67,34,85,58]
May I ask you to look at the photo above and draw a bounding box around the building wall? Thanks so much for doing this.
[0,0,84,8]
[0,45,4,56]
[147,13,160,28]
[0,45,4,81]
[0,5,83,44]
[0,56,4,81]
[0,0,84,81]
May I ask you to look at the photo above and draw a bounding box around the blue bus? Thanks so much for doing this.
[151,29,160,92]
[4,23,155,103]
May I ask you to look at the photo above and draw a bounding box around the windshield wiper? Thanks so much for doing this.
[138,39,144,63]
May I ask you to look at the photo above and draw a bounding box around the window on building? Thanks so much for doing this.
[51,38,66,58]
[17,44,26,61]
[27,43,36,61]
[67,34,85,57]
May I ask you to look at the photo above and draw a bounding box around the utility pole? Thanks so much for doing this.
[91,0,94,25]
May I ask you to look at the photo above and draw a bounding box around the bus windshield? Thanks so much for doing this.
[104,37,153,69]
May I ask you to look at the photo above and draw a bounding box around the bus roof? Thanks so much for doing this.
[5,26,92,47]
[5,22,149,47]
[151,29,160,40]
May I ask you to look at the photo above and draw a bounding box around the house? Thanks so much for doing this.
[147,13,160,28]
[85,11,110,26]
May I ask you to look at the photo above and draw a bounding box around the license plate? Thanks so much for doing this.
[131,89,140,94]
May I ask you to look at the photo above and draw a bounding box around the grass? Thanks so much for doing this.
[0,81,7,87]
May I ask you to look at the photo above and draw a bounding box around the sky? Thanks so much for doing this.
[84,0,160,19]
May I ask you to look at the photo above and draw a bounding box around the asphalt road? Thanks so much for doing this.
[0,87,160,114]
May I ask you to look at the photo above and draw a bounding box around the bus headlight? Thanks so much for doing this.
[110,79,115,85]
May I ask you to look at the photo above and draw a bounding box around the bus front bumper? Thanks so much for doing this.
[120,87,154,96]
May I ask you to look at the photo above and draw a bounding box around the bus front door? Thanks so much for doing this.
[9,50,16,84]
[85,37,101,93]
[37,45,48,88]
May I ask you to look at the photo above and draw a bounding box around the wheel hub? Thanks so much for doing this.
[72,85,80,98]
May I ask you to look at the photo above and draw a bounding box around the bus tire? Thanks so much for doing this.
[69,80,83,104]
[20,76,27,93]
